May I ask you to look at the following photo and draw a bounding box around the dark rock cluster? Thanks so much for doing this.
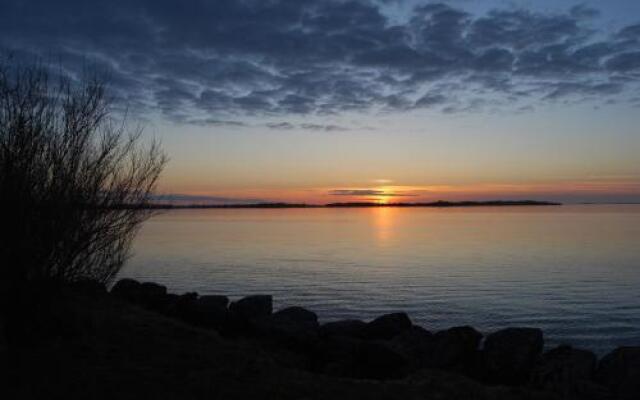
[110,278,640,399]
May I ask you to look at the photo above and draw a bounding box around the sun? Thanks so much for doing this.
[373,186,395,204]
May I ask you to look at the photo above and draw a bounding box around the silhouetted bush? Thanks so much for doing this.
[0,59,166,290]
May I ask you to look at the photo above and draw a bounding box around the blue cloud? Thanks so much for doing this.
[2,0,639,124]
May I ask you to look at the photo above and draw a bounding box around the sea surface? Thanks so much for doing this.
[121,204,640,355]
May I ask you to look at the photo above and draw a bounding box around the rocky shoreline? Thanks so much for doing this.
[108,278,639,399]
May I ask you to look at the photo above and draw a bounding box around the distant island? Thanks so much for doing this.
[138,200,561,209]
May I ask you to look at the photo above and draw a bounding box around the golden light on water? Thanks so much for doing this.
[372,206,396,244]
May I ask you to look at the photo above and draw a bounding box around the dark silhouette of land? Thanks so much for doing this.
[8,279,638,399]
[140,200,561,209]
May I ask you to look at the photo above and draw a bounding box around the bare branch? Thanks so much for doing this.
[0,59,167,286]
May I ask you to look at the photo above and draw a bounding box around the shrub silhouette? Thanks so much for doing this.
[0,60,167,288]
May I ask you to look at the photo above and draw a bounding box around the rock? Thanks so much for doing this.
[177,292,199,312]
[193,296,231,331]
[197,306,231,333]
[139,281,167,295]
[272,306,319,329]
[257,306,320,348]
[164,292,198,320]
[138,282,168,310]
[161,293,181,315]
[319,335,361,376]
[229,295,272,320]
[319,319,368,339]
[110,278,141,301]
[483,327,543,385]
[390,325,435,370]
[363,312,412,340]
[170,293,221,320]
[110,279,168,310]
[430,326,482,372]
[197,295,229,309]
[596,346,640,400]
[532,345,596,385]
[320,336,408,380]
[162,292,239,336]
[354,340,408,379]
[531,345,604,399]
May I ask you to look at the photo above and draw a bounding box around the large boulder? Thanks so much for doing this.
[483,327,543,385]
[353,340,408,379]
[429,326,482,372]
[110,279,168,310]
[197,295,229,309]
[531,345,606,399]
[175,292,199,317]
[138,282,168,309]
[320,336,408,380]
[390,325,435,370]
[271,306,319,329]
[363,312,412,340]
[191,295,231,333]
[257,306,320,349]
[596,346,640,400]
[164,292,198,320]
[319,319,368,339]
[110,278,141,301]
[318,335,361,376]
[229,295,272,320]
[165,292,237,336]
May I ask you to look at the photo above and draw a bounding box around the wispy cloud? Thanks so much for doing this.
[183,118,248,127]
[329,189,417,197]
[265,122,295,130]
[266,122,349,132]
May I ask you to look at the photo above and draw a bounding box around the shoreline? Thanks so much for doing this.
[9,278,638,399]
[137,200,562,210]
[99,278,637,399]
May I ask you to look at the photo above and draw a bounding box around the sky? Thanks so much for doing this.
[2,0,640,204]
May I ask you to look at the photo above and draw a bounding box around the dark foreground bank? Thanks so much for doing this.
[4,279,639,400]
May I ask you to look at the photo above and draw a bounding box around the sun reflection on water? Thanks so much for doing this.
[372,206,398,245]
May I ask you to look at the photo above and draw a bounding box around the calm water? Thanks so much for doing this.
[121,205,640,355]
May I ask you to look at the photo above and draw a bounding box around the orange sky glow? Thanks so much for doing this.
[156,179,640,205]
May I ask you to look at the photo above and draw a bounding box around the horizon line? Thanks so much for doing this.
[138,200,563,209]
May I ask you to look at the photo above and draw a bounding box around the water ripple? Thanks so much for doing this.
[122,206,640,355]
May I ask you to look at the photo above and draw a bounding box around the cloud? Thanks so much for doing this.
[606,52,640,72]
[300,124,349,132]
[545,82,624,100]
[2,0,640,124]
[570,4,600,20]
[266,122,349,131]
[266,122,296,130]
[414,93,447,108]
[184,118,248,127]
[329,189,416,197]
